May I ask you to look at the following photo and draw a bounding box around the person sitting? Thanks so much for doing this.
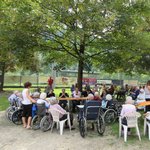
[32,92,40,101]
[47,89,55,98]
[79,93,101,130]
[59,88,69,110]
[94,92,102,101]
[120,96,137,134]
[49,97,74,129]
[31,92,40,117]
[136,88,145,110]
[101,94,113,109]
[8,91,20,106]
[37,93,50,109]
[72,87,81,112]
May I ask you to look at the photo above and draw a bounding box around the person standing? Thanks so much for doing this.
[145,80,150,112]
[47,76,54,90]
[22,82,36,129]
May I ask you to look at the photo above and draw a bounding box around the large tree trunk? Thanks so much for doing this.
[77,41,85,92]
[0,62,5,92]
[77,59,84,91]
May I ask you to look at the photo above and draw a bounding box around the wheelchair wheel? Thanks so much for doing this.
[31,115,41,130]
[5,107,14,122]
[79,118,87,138]
[40,115,52,132]
[12,109,23,125]
[104,109,117,125]
[97,115,105,135]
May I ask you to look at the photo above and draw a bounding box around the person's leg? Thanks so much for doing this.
[26,104,33,128]
[27,116,32,128]
[72,100,76,112]
[22,117,27,128]
[22,104,27,128]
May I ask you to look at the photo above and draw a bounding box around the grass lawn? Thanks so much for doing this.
[0,96,9,111]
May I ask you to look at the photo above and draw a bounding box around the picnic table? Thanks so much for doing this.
[136,101,150,107]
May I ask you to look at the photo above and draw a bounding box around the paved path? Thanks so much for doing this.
[0,111,149,150]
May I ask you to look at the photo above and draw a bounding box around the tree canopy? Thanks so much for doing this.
[0,0,150,91]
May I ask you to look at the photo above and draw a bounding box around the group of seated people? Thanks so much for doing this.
[7,80,150,135]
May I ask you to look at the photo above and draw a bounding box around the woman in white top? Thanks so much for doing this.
[22,82,36,129]
[145,80,150,112]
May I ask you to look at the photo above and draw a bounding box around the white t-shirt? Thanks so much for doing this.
[22,88,32,105]
[72,91,81,98]
[145,87,150,99]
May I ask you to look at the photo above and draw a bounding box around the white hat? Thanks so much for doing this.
[125,96,134,104]
[106,94,112,101]
[40,93,47,100]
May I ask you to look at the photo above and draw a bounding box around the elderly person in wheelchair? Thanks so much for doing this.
[100,94,122,124]
[77,94,105,137]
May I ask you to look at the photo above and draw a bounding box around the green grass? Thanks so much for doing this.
[0,96,9,111]
[110,114,150,144]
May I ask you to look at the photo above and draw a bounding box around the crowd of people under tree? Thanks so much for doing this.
[8,78,150,135]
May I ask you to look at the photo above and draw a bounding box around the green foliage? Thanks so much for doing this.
[1,0,150,75]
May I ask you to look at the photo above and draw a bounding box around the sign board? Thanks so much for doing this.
[97,79,112,85]
[112,80,123,86]
[82,78,97,85]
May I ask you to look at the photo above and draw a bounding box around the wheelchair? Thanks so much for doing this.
[31,103,48,130]
[100,100,122,125]
[11,107,23,125]
[77,100,105,138]
[40,111,53,132]
[6,98,22,123]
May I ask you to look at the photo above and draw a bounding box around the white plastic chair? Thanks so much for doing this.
[119,112,141,142]
[144,117,150,140]
[50,109,71,135]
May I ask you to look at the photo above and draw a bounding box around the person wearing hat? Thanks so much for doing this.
[37,93,50,109]
[101,94,113,109]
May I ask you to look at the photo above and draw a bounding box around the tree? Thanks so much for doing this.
[1,0,150,91]
[35,0,150,90]
[0,0,42,91]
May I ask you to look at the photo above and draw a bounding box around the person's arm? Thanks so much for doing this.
[65,93,69,97]
[45,101,50,108]
[26,90,36,103]
[56,104,66,114]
